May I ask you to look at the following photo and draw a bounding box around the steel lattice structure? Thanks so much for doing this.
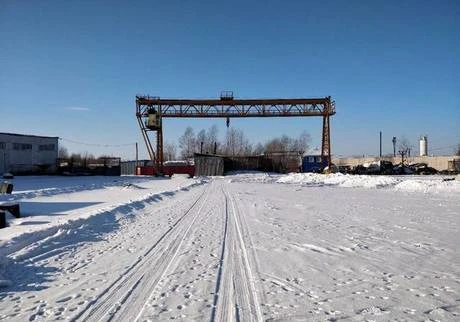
[136,95,336,171]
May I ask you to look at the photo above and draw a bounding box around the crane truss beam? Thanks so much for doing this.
[136,97,335,118]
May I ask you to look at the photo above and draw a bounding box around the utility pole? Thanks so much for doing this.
[135,142,138,167]
[392,137,397,157]
[379,131,382,158]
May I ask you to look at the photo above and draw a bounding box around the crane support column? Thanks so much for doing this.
[156,112,163,170]
[321,114,332,170]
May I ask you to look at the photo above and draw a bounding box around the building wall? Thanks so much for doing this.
[333,155,459,171]
[121,160,150,175]
[194,155,224,176]
[0,133,59,174]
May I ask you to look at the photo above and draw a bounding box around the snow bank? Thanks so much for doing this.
[276,173,398,188]
[0,175,156,202]
[229,172,460,194]
[226,172,281,184]
[0,176,209,253]
[394,179,460,194]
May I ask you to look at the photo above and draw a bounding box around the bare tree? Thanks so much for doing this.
[164,141,177,161]
[243,142,253,156]
[265,137,282,153]
[206,125,219,154]
[456,144,460,156]
[292,131,311,153]
[81,152,95,167]
[280,135,291,151]
[70,153,82,162]
[397,137,413,164]
[264,132,310,153]
[179,127,196,159]
[196,129,207,153]
[398,137,413,158]
[70,153,83,167]
[193,125,220,154]
[225,127,238,156]
[224,127,250,156]
[253,142,264,155]
[58,145,69,159]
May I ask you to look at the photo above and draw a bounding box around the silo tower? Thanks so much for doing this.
[419,135,428,156]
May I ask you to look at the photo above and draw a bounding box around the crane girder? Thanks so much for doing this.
[136,97,335,118]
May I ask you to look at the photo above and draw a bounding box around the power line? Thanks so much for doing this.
[59,137,135,148]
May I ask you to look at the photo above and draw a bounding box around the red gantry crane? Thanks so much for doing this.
[136,92,336,173]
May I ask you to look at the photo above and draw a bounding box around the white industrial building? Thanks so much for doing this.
[0,132,59,174]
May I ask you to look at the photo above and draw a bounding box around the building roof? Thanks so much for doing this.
[0,132,59,139]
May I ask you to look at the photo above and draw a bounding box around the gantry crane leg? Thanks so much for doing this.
[156,125,163,171]
[321,114,332,170]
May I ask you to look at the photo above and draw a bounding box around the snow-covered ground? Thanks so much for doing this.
[0,173,459,321]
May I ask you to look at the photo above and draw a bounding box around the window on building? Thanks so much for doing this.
[0,142,5,149]
[39,144,55,151]
[308,156,315,163]
[13,143,32,150]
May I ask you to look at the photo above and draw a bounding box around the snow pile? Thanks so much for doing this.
[0,176,209,245]
[394,178,460,194]
[229,172,460,194]
[226,171,281,183]
[0,175,156,202]
[276,173,398,188]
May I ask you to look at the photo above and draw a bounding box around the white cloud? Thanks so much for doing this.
[65,107,91,111]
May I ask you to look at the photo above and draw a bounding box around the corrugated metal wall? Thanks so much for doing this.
[121,161,137,175]
[224,156,261,172]
[194,156,224,176]
[120,160,150,175]
[194,154,302,175]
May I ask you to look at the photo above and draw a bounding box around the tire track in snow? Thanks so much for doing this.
[212,184,263,322]
[74,184,211,322]
[211,187,233,322]
[228,187,264,322]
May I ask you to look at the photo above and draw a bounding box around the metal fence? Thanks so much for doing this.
[57,157,121,176]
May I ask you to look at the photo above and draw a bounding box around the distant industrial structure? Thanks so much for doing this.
[419,135,428,156]
[334,133,460,173]
[0,132,59,174]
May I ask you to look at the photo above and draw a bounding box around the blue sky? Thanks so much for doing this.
[1,0,459,160]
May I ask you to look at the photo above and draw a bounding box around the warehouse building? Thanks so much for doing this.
[0,132,59,174]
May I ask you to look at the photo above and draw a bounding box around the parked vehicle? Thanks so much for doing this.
[337,165,352,174]
[411,163,437,175]
[379,160,394,175]
[393,164,414,175]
